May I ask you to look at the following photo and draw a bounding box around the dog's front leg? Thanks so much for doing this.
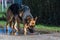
[24,27,27,35]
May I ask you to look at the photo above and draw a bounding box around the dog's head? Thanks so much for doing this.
[28,17,38,27]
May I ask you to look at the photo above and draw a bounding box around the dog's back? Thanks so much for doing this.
[8,3,19,16]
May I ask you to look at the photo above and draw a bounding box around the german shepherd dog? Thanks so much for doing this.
[20,5,38,35]
[23,16,37,35]
[6,4,37,35]
[6,3,23,34]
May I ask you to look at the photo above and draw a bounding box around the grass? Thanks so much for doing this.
[35,24,60,32]
[0,12,5,17]
[0,21,24,27]
[0,21,6,25]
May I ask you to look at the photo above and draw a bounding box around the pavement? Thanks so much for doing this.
[0,33,60,40]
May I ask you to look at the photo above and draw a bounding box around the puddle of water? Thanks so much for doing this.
[0,26,13,35]
[0,26,24,35]
[0,28,4,33]
[0,26,40,35]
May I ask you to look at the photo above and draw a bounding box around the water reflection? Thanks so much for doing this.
[0,26,39,36]
[0,26,24,35]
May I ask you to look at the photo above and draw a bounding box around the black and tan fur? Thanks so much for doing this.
[23,16,37,35]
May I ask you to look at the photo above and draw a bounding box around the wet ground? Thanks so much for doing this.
[0,27,60,40]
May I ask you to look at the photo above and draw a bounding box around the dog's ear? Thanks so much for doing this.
[26,16,31,23]
[27,16,31,20]
[35,16,38,21]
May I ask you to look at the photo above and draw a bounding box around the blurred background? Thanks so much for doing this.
[0,0,60,31]
[0,0,22,27]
